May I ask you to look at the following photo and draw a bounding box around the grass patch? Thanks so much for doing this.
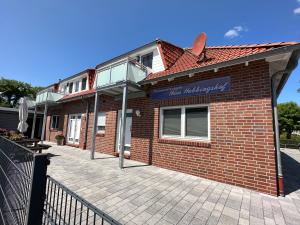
[280,133,300,149]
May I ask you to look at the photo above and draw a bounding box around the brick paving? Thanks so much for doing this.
[46,143,300,225]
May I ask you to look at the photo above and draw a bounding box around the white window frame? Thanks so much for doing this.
[97,112,106,134]
[159,104,210,141]
[141,52,153,68]
[51,115,60,129]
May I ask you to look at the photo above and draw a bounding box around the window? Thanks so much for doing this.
[68,82,73,94]
[64,84,68,94]
[163,109,181,136]
[141,52,153,68]
[81,77,87,90]
[97,112,106,133]
[51,115,60,129]
[75,80,80,92]
[160,105,209,140]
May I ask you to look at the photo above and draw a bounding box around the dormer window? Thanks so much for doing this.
[69,82,73,94]
[81,77,87,91]
[75,80,80,92]
[141,52,153,68]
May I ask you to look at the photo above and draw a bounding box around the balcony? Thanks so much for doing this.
[36,91,64,105]
[95,59,148,91]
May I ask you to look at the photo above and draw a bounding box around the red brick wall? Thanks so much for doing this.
[129,59,277,195]
[44,59,277,195]
[86,95,120,155]
[45,99,88,149]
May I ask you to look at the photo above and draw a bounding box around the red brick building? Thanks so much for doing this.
[33,34,300,196]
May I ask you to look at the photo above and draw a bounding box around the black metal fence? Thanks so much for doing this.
[0,136,122,225]
[0,136,48,225]
[43,176,122,225]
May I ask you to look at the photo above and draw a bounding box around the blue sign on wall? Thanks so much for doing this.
[150,76,231,100]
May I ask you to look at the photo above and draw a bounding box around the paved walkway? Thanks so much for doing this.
[46,143,300,225]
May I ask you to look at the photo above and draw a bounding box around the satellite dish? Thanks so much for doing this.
[192,32,207,57]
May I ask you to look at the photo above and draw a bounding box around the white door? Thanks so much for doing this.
[67,114,82,144]
[116,109,132,153]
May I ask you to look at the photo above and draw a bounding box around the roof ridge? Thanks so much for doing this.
[184,42,299,50]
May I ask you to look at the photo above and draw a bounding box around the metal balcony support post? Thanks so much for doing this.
[40,103,48,144]
[119,84,128,169]
[91,91,99,159]
[31,106,37,139]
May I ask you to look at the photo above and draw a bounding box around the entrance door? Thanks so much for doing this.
[116,109,132,154]
[67,114,82,145]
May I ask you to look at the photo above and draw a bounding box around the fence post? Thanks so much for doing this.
[25,154,50,225]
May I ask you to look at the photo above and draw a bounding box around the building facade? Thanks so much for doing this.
[33,34,300,196]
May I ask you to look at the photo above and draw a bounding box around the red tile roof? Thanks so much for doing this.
[147,42,299,81]
[157,40,184,69]
[59,89,96,102]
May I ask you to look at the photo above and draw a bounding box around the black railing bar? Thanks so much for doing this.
[46,176,122,225]
[43,202,68,225]
[0,150,32,182]
[0,184,25,225]
[93,213,96,225]
[11,144,32,176]
[45,178,51,218]
[0,150,32,179]
[68,195,73,225]
[0,206,7,225]
[48,178,54,217]
[58,187,64,225]
[51,182,57,219]
[85,208,89,225]
[0,164,27,205]
[54,186,61,223]
[0,183,18,225]
[42,210,57,225]
[73,199,78,225]
[63,192,68,225]
[2,191,25,224]
[79,203,83,224]
[0,136,35,154]
[12,167,30,209]
[11,160,32,202]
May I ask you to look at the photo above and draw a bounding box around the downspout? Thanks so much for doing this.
[271,73,284,196]
[270,51,299,196]
[84,99,90,150]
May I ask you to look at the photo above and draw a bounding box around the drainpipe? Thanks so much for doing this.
[119,84,128,169]
[271,72,285,196]
[83,100,90,150]
[91,92,99,159]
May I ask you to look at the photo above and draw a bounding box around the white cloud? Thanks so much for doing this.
[294,7,300,14]
[224,26,247,39]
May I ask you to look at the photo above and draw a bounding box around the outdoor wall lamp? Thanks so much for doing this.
[135,110,141,117]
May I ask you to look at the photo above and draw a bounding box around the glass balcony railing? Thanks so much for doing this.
[36,91,64,104]
[95,59,147,88]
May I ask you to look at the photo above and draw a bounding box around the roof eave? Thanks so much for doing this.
[95,40,158,69]
[140,43,300,85]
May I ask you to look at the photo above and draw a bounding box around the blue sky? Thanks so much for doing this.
[0,0,299,103]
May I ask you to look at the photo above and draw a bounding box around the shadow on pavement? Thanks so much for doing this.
[282,151,300,195]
